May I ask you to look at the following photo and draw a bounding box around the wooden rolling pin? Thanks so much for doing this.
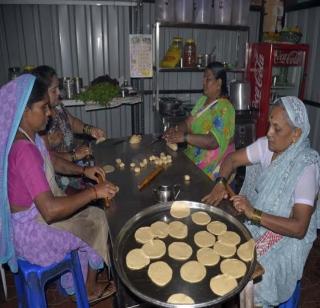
[138,166,163,190]
[96,173,111,207]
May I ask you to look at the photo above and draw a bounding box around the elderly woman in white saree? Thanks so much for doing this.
[202,96,320,307]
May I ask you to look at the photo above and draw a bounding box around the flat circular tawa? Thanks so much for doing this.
[114,201,256,307]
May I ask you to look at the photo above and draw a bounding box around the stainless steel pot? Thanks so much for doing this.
[229,80,251,110]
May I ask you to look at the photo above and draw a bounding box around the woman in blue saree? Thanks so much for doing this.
[203,96,320,307]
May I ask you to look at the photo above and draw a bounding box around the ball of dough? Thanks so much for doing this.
[134,167,141,173]
[115,158,122,165]
[184,174,191,181]
[119,162,125,168]
[130,162,136,168]
[166,142,178,151]
[129,134,142,144]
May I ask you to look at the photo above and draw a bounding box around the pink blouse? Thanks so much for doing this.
[8,140,50,208]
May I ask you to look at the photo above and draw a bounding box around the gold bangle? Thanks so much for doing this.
[71,150,77,162]
[83,124,92,135]
[251,208,263,225]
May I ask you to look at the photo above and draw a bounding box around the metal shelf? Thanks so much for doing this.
[158,22,249,32]
[158,67,246,73]
[271,84,296,90]
[153,21,249,110]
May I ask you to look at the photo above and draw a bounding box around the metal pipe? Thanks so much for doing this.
[0,0,137,6]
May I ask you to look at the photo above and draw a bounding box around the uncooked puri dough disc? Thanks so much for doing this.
[180,260,206,283]
[168,221,188,239]
[148,261,173,287]
[207,221,227,235]
[210,274,238,296]
[135,226,154,244]
[237,239,255,262]
[196,247,220,266]
[126,248,150,270]
[167,293,195,304]
[170,201,191,219]
[142,239,166,259]
[150,221,169,239]
[194,230,216,248]
[220,258,247,279]
[168,242,193,261]
[191,211,211,225]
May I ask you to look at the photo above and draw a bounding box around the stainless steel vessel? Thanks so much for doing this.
[114,201,256,307]
[230,80,251,111]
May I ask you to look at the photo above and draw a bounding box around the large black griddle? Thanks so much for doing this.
[114,201,256,307]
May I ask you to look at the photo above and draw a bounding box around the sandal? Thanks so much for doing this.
[87,281,116,306]
[70,281,116,306]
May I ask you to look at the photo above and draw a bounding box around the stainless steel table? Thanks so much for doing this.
[92,135,242,307]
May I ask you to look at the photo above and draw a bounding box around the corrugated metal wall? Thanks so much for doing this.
[0,2,261,137]
[0,3,136,138]
[287,7,320,152]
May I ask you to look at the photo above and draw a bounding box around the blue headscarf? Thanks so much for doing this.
[240,96,320,306]
[0,74,36,271]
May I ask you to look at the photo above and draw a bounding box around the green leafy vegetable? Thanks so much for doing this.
[75,82,120,106]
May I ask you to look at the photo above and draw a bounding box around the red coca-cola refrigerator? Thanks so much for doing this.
[246,43,309,137]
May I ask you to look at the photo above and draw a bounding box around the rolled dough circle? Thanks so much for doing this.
[168,242,193,261]
[180,260,206,283]
[210,274,238,296]
[167,293,195,304]
[102,164,115,174]
[150,221,169,239]
[126,248,150,270]
[213,241,236,258]
[196,247,220,266]
[220,258,247,279]
[194,230,216,248]
[170,201,190,219]
[237,239,255,262]
[207,221,227,235]
[168,221,188,239]
[142,239,166,259]
[147,261,173,287]
[191,211,211,225]
[218,231,241,246]
[134,226,154,244]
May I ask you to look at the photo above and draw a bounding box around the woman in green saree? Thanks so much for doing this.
[164,62,235,180]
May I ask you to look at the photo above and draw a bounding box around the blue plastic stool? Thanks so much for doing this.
[279,280,301,308]
[14,250,89,308]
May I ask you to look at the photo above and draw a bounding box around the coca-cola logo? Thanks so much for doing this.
[252,50,264,108]
[274,50,303,65]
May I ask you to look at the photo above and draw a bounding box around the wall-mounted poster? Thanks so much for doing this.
[129,34,153,78]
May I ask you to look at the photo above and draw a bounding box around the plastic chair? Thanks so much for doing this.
[14,250,89,308]
[279,280,301,308]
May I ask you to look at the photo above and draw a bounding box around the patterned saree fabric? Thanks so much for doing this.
[0,74,35,271]
[184,96,235,179]
[240,96,320,306]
